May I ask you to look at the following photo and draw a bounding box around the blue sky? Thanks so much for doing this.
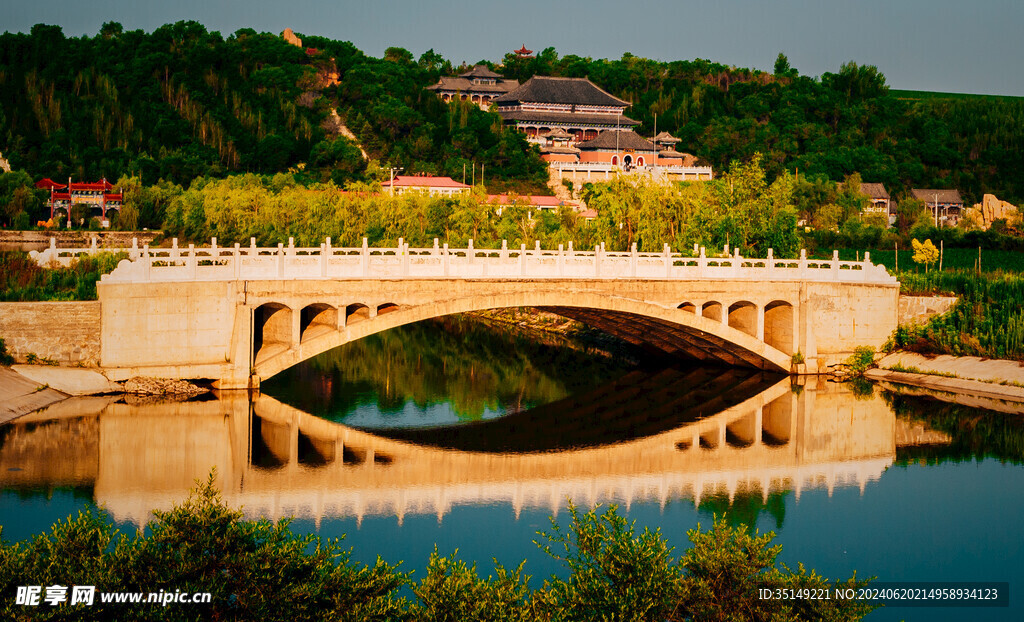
[4,0,1023,96]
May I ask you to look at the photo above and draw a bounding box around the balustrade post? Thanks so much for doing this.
[171,238,179,263]
[361,238,369,277]
[734,247,741,278]
[90,236,97,254]
[142,244,151,282]
[767,248,774,279]
[233,243,240,279]
[630,242,638,277]
[594,245,601,278]
[698,247,706,278]
[188,244,197,279]
[210,238,218,268]
[249,237,256,259]
[277,243,285,278]
[288,237,295,258]
[323,237,332,277]
[467,239,474,265]
[433,238,440,256]
[832,250,840,280]
[664,243,671,277]
[568,241,574,258]
[558,244,565,276]
[501,239,508,261]
[799,249,807,278]
[863,251,871,282]
[130,237,139,260]
[443,243,450,276]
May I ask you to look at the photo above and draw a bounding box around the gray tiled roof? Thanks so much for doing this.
[498,109,640,127]
[427,77,519,94]
[858,183,890,200]
[912,189,963,204]
[577,130,656,151]
[460,65,504,79]
[494,76,630,107]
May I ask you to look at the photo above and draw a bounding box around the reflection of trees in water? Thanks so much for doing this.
[262,315,639,422]
[696,491,789,531]
[884,392,1024,464]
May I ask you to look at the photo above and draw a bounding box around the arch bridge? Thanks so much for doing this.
[94,238,899,388]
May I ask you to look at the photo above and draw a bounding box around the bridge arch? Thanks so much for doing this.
[254,303,292,365]
[728,301,758,338]
[251,291,794,382]
[764,300,795,355]
[701,301,723,322]
[300,303,337,344]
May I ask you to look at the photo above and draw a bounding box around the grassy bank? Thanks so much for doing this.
[0,250,126,301]
[890,270,1024,360]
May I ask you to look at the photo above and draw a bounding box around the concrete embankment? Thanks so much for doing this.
[0,367,69,424]
[867,352,1024,412]
[0,365,210,423]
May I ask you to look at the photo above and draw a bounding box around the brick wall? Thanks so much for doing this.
[0,302,101,365]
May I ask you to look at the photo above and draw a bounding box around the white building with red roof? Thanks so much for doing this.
[380,175,471,197]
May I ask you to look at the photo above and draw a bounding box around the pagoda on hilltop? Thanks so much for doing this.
[513,44,534,58]
[493,76,639,142]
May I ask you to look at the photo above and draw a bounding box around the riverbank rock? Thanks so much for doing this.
[123,377,209,396]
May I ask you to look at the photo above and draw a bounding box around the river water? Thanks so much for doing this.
[2,315,1023,621]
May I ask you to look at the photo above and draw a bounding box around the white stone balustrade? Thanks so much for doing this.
[28,236,896,284]
[29,236,143,267]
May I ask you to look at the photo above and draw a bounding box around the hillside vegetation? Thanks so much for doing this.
[1,23,1023,205]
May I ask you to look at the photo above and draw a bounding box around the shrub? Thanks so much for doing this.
[844,346,876,376]
[0,338,13,365]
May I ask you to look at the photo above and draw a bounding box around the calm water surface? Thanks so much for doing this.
[2,316,1024,621]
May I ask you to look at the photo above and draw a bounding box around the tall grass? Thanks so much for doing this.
[893,270,1024,360]
[0,251,127,301]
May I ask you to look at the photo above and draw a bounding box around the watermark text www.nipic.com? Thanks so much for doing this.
[16,585,212,607]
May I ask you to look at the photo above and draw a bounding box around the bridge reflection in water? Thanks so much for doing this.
[0,370,899,527]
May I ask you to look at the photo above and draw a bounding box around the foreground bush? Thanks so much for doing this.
[0,477,876,621]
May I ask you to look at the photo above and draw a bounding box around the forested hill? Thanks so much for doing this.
[1,22,1023,204]
[0,22,547,191]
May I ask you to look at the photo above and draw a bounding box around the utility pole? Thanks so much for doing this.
[387,166,403,196]
[653,112,657,174]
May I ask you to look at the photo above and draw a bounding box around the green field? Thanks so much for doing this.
[891,89,1024,102]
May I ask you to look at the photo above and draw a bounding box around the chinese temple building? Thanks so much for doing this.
[493,76,639,142]
[35,178,123,225]
[546,130,713,184]
[381,175,471,197]
[426,65,519,110]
